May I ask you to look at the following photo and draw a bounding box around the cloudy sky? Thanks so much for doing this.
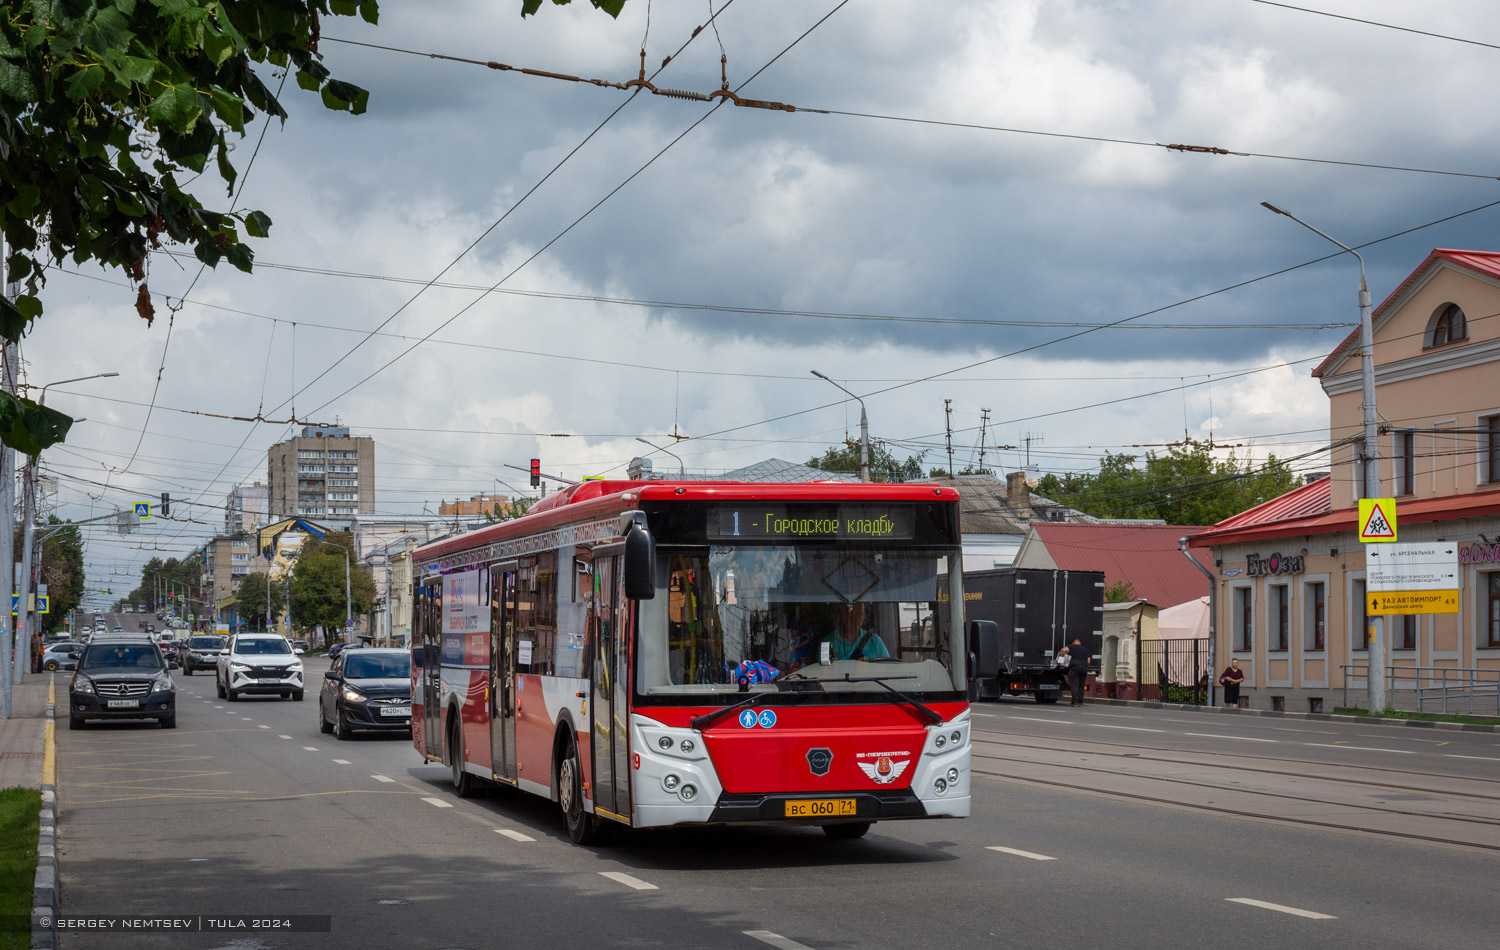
[20,0,1500,595]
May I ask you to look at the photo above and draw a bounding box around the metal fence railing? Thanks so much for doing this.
[1339,664,1500,716]
[1123,637,1211,706]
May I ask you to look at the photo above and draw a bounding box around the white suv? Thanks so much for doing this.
[216,634,305,701]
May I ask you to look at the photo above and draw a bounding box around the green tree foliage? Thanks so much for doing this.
[1035,440,1300,525]
[484,495,535,524]
[13,515,84,633]
[288,530,373,639]
[1103,579,1136,603]
[122,554,201,612]
[233,570,281,630]
[807,442,926,483]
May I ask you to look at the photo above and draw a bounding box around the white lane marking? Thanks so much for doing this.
[1226,898,1336,920]
[987,846,1056,861]
[278,735,293,740]
[332,758,352,765]
[421,797,454,809]
[241,717,253,721]
[302,746,319,751]
[1004,716,1075,724]
[1091,724,1164,733]
[1266,726,1336,734]
[495,828,535,842]
[1184,733,1277,743]
[1354,733,1443,743]
[599,871,658,891]
[1304,743,1415,754]
[1444,754,1500,762]
[371,774,396,783]
[214,705,223,708]
[744,932,816,950]
[257,725,271,729]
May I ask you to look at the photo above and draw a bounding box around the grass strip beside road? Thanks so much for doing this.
[1335,706,1500,727]
[0,787,42,950]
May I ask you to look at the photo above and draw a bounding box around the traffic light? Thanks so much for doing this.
[529,458,540,488]
[161,492,170,516]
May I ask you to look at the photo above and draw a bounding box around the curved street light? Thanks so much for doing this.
[636,437,685,478]
[811,371,870,482]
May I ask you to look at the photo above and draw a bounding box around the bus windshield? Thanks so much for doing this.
[637,546,963,699]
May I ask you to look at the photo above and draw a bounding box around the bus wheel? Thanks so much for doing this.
[450,719,476,798]
[822,822,872,840]
[558,734,599,845]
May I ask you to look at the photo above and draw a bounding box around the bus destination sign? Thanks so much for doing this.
[708,505,916,541]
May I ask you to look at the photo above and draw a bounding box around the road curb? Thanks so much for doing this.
[33,674,57,950]
[1085,695,1500,733]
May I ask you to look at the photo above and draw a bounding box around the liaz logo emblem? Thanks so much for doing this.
[806,748,833,776]
[857,752,911,785]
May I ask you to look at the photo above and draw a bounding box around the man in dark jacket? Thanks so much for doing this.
[1065,637,1091,706]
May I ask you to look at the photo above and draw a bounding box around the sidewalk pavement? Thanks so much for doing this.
[0,670,52,789]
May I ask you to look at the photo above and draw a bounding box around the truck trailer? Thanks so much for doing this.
[965,568,1104,703]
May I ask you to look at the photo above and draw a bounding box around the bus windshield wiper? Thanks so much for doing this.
[690,691,774,732]
[841,674,944,725]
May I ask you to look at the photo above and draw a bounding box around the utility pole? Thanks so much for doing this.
[977,408,991,473]
[1,222,15,711]
[1262,201,1385,713]
[15,459,35,686]
[944,399,954,476]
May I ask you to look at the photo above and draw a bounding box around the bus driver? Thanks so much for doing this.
[821,601,890,661]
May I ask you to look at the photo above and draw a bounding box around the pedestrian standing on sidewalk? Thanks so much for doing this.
[1219,658,1245,707]
[1065,637,1091,706]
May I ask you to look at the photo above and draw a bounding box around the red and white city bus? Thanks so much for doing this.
[412,479,999,843]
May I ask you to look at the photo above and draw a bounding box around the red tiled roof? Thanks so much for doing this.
[1029,523,1211,608]
[1189,481,1500,548]
[1312,249,1500,379]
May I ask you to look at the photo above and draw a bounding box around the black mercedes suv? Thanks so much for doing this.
[69,634,177,729]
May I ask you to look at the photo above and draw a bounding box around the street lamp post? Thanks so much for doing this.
[811,371,870,482]
[15,373,117,684]
[1262,201,1384,712]
[320,540,353,645]
[636,437,686,477]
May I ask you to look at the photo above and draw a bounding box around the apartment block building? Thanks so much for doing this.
[203,534,264,607]
[225,482,270,534]
[267,426,375,522]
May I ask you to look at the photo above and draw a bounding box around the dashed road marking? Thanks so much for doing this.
[1226,898,1336,920]
[1304,743,1415,754]
[1184,733,1277,743]
[599,871,657,890]
[986,846,1056,861]
[257,725,271,729]
[333,759,352,765]
[371,775,395,783]
[1091,724,1164,733]
[241,717,253,721]
[744,932,816,950]
[495,829,534,842]
[278,735,293,740]
[421,797,454,809]
[1445,754,1500,762]
[302,746,319,751]
[1004,716,1074,724]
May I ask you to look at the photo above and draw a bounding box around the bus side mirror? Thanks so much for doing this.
[623,522,656,600]
[967,620,1001,681]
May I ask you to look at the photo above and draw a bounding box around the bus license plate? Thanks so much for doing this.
[106,699,139,709]
[784,799,856,818]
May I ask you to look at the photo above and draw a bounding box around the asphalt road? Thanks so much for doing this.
[51,668,1500,950]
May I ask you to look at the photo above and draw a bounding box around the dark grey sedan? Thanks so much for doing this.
[318,648,412,740]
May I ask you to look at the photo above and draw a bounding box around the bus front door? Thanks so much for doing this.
[490,566,517,782]
[422,578,443,758]
[588,556,629,820]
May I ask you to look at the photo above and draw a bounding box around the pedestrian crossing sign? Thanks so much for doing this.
[1358,498,1397,542]
[134,502,151,520]
[35,595,48,614]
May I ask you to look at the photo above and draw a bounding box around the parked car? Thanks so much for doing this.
[327,642,351,660]
[68,634,176,729]
[40,641,84,672]
[290,639,310,655]
[319,648,412,740]
[216,634,305,701]
[178,635,228,675]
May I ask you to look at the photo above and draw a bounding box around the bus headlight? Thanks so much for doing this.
[934,734,947,749]
[946,767,959,784]
[680,784,697,801]
[950,731,962,744]
[934,778,948,794]
[662,773,680,791]
[658,736,672,750]
[680,739,695,754]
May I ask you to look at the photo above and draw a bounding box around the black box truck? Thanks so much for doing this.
[964,568,1104,703]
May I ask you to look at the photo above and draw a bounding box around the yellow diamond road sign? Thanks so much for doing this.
[1358,498,1397,542]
